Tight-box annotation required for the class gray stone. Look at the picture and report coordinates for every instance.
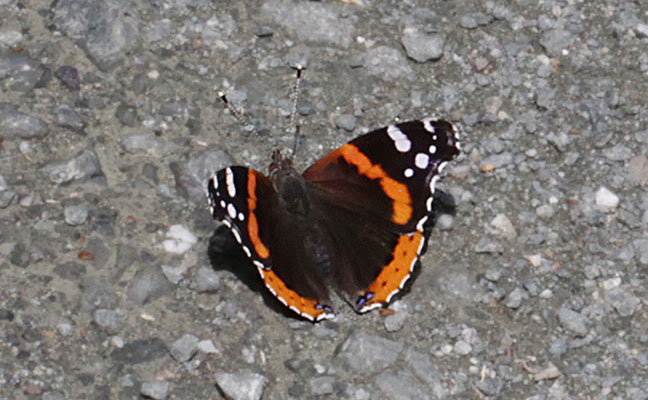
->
[334,114,356,132]
[140,381,169,400]
[127,266,175,306]
[54,65,80,91]
[195,266,221,293]
[605,144,633,161]
[475,378,503,397]
[64,203,89,226]
[364,46,414,81]
[505,287,526,309]
[383,309,407,332]
[483,95,503,115]
[115,103,138,126]
[627,156,648,186]
[161,265,184,285]
[80,276,119,311]
[336,330,403,375]
[375,369,427,400]
[56,104,84,130]
[111,338,167,365]
[480,153,513,170]
[540,29,575,56]
[94,309,124,334]
[558,307,588,337]
[635,238,648,264]
[605,288,639,317]
[459,16,478,29]
[489,214,517,239]
[53,0,140,71]
[401,31,444,62]
[214,371,267,400]
[309,376,335,396]
[261,0,353,46]
[42,149,102,184]
[0,110,47,139]
[170,334,199,362]
[475,237,504,254]
[403,348,446,397]
[53,261,86,280]
[0,52,45,91]
[120,133,175,156]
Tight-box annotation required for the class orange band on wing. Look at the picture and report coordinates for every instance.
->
[338,144,412,225]
[364,231,423,307]
[262,269,333,321]
[247,172,270,259]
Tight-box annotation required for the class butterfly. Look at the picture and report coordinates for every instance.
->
[207,118,460,321]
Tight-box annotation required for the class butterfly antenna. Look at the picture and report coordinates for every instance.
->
[217,90,258,134]
[289,64,303,157]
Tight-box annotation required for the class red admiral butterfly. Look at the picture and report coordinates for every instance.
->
[207,118,460,321]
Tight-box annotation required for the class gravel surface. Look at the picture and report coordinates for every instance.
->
[1,0,647,399]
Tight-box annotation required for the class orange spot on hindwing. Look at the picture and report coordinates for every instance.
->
[359,231,424,312]
[261,268,334,321]
[246,172,270,259]
[339,144,412,225]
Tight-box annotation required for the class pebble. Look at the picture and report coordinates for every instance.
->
[55,104,85,130]
[336,330,403,375]
[435,213,454,230]
[214,371,267,400]
[403,348,446,397]
[127,266,175,305]
[197,340,218,354]
[309,376,335,396]
[401,31,444,62]
[169,334,199,362]
[595,186,619,213]
[557,307,588,337]
[453,340,472,355]
[0,110,47,139]
[64,203,89,226]
[505,287,526,309]
[111,338,168,365]
[94,309,124,334]
[194,266,221,293]
[42,149,102,185]
[605,288,639,317]
[140,381,169,400]
[489,214,517,239]
[162,224,197,254]
[627,155,648,186]
[334,114,356,131]
[54,65,81,91]
[375,369,427,400]
[364,46,414,81]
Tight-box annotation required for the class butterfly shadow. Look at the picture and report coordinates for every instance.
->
[206,225,305,321]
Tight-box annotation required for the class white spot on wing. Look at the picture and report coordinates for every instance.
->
[225,167,236,197]
[222,219,232,228]
[227,203,237,219]
[429,145,437,154]
[387,125,411,153]
[416,216,428,232]
[429,175,440,193]
[404,168,414,178]
[238,212,245,221]
[242,246,251,257]
[423,119,436,133]
[211,174,218,189]
[220,200,226,209]
[230,227,242,243]
[426,197,433,212]
[415,153,430,169]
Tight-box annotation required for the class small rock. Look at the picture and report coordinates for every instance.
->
[336,330,403,375]
[140,381,169,400]
[309,376,335,396]
[532,362,562,381]
[475,378,503,397]
[627,155,648,186]
[453,340,472,355]
[334,114,356,132]
[197,340,218,354]
[214,371,267,400]
[605,288,639,317]
[161,264,184,285]
[375,369,428,400]
[127,266,175,305]
[170,334,199,362]
[64,203,89,226]
[110,338,168,365]
[490,214,517,239]
[595,186,619,213]
[56,104,84,130]
[81,276,119,311]
[401,31,444,63]
[505,287,526,309]
[94,309,124,334]
[195,266,221,293]
[0,110,47,139]
[635,23,648,38]
[558,307,587,337]
[115,103,138,126]
[162,224,197,254]
[364,46,414,81]
[475,237,504,254]
[55,65,81,91]
[254,25,273,37]
[42,149,102,185]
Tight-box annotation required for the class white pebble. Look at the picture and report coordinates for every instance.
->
[595,186,619,213]
[163,224,197,254]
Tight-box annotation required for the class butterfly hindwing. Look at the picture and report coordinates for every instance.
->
[208,167,335,321]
